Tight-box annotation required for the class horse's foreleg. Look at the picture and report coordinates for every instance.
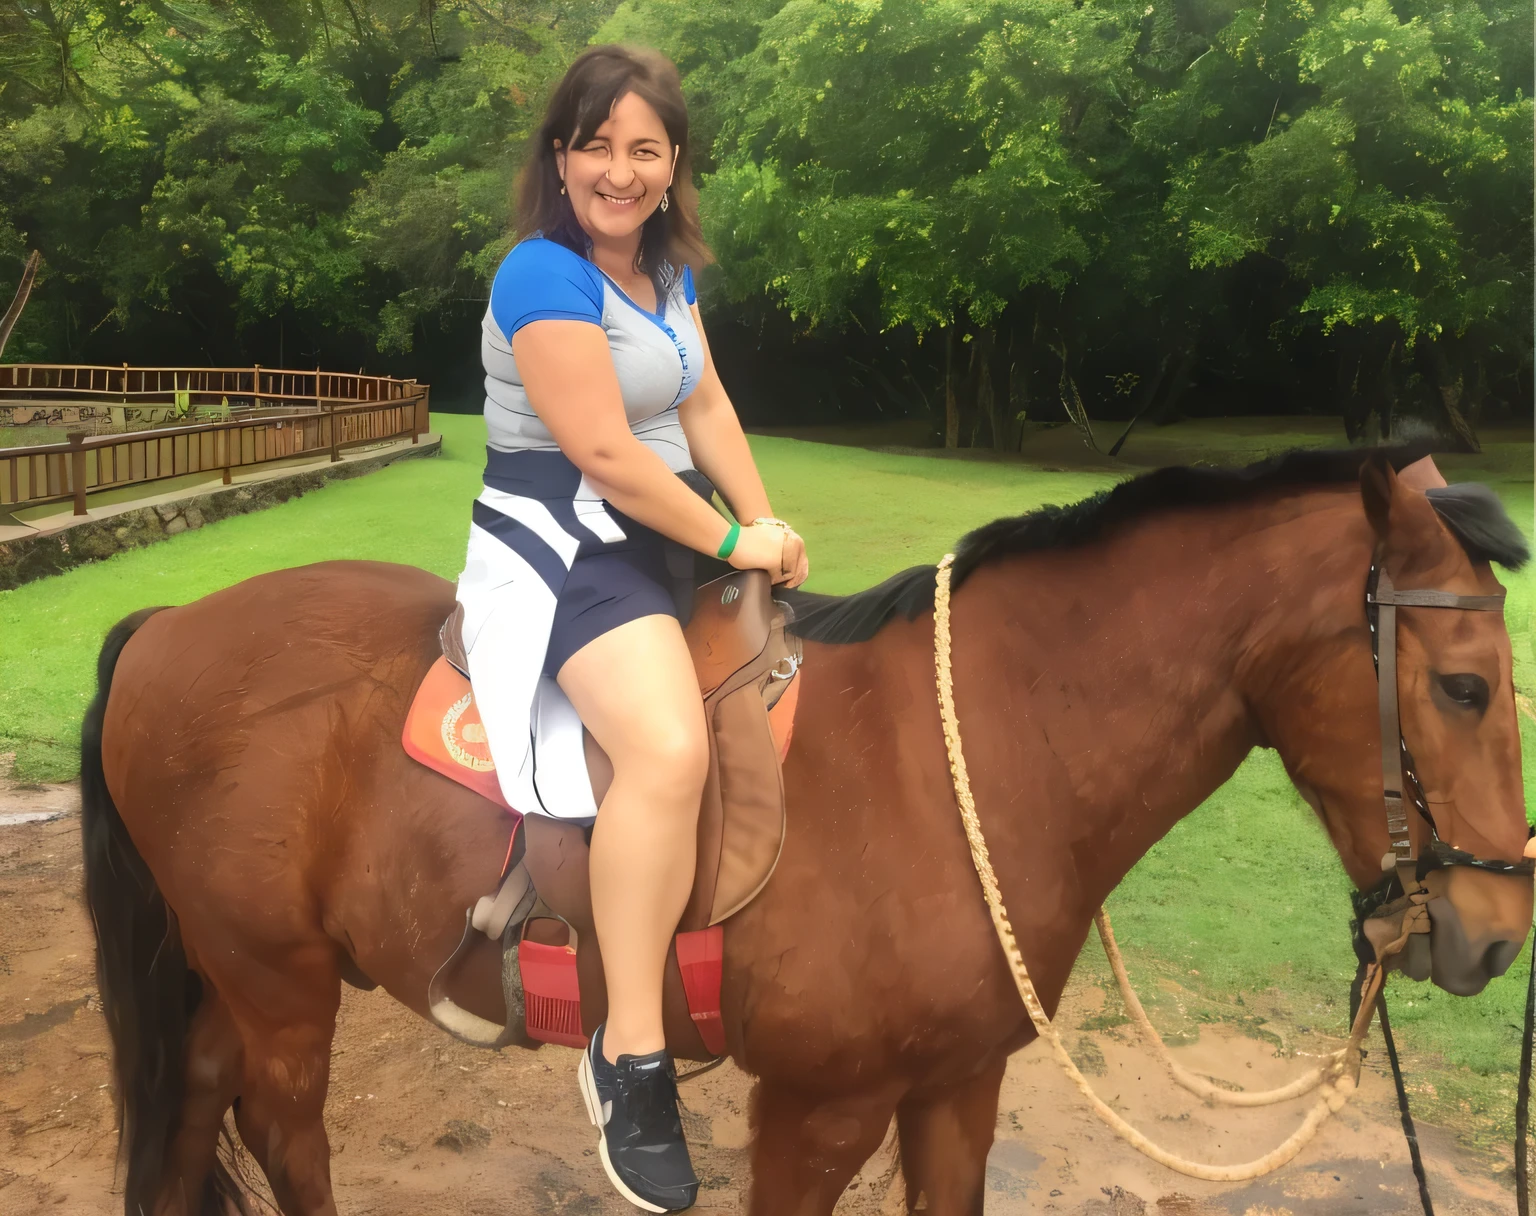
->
[747,1080,902,1216]
[153,981,244,1215]
[226,962,341,1216]
[893,1054,1008,1216]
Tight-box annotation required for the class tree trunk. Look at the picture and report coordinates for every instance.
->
[1338,339,1368,443]
[944,325,960,449]
[0,250,42,359]
[1107,353,1174,457]
[1158,347,1196,423]
[1050,337,1099,453]
[988,311,1023,453]
[1464,359,1489,427]
[1375,341,1399,442]
[971,327,997,450]
[1008,329,1032,453]
[1418,340,1481,453]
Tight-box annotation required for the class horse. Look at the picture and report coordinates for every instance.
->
[80,449,1532,1216]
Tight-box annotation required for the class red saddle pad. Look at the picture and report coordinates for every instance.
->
[401,657,512,810]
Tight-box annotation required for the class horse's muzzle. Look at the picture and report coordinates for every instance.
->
[1421,896,1527,996]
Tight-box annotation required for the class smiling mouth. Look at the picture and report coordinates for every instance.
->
[596,191,641,206]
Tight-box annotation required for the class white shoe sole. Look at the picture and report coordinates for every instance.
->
[578,1048,670,1214]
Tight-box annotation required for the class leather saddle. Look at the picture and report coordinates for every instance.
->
[403,569,802,1058]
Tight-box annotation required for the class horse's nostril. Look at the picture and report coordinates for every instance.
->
[1484,939,1521,979]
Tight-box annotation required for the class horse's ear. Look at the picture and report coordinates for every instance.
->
[1360,452,1397,542]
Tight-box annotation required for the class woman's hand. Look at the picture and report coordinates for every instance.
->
[728,523,810,589]
[778,530,809,588]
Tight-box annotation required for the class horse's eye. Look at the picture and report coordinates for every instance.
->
[1436,672,1490,713]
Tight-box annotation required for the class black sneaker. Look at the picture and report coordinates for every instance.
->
[577,1024,699,1212]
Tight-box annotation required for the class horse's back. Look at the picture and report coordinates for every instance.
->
[110,560,450,717]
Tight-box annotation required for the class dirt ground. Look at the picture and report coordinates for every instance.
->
[0,781,1521,1215]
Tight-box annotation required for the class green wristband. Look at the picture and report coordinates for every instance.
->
[716,522,741,560]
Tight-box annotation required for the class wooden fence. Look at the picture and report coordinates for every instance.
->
[1,366,430,517]
[0,363,424,411]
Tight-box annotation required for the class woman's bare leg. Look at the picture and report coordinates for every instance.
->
[558,612,708,1061]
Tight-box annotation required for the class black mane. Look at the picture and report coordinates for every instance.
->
[784,445,1528,645]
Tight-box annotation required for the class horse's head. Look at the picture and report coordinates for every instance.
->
[1278,454,1531,997]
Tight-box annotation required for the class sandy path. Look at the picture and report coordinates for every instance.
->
[0,781,1518,1215]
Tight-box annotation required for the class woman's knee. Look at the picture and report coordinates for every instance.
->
[615,713,709,803]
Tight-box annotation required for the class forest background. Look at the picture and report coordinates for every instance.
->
[1,0,1531,449]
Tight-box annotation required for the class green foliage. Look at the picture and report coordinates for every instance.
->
[586,0,1528,447]
[0,0,1529,443]
[641,0,1103,333]
[0,0,614,360]
[1161,0,1532,355]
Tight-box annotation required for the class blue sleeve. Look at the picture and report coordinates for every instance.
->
[682,264,696,306]
[489,239,604,342]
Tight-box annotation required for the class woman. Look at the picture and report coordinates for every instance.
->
[454,45,808,1213]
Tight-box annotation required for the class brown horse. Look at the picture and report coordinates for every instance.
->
[81,450,1532,1216]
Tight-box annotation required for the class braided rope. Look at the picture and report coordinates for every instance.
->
[932,554,1379,1181]
[1095,908,1342,1106]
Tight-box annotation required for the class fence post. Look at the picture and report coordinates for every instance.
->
[253,364,262,409]
[68,431,88,516]
[328,403,340,463]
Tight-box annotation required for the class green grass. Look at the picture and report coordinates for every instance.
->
[1,411,1533,1157]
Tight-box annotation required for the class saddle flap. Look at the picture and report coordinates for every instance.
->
[687,570,775,698]
[705,684,787,925]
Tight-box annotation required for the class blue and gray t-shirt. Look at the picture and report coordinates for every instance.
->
[481,236,704,473]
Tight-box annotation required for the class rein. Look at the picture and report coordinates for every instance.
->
[932,549,1532,1188]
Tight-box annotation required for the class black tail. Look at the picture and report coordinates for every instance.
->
[81,608,246,1216]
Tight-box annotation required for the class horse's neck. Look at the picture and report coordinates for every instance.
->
[948,488,1371,920]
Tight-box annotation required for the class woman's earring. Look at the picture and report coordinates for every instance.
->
[659,189,670,213]
[559,181,566,196]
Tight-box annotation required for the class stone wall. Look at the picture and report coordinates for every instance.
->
[0,436,439,591]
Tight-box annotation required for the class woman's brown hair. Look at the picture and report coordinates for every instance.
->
[513,45,713,292]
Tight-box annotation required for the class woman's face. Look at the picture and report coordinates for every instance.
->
[555,91,678,248]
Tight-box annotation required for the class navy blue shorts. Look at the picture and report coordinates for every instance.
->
[543,532,694,679]
[539,470,723,680]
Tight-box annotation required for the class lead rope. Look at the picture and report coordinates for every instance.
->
[933,554,1382,1181]
[1095,907,1353,1105]
[1518,925,1536,1214]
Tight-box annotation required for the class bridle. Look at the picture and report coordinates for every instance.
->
[1357,552,1536,1214]
[1365,552,1535,893]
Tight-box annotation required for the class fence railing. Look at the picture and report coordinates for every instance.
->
[2,380,430,518]
[0,362,425,411]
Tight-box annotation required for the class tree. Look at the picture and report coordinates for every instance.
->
[644,0,1110,447]
[1159,0,1533,444]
